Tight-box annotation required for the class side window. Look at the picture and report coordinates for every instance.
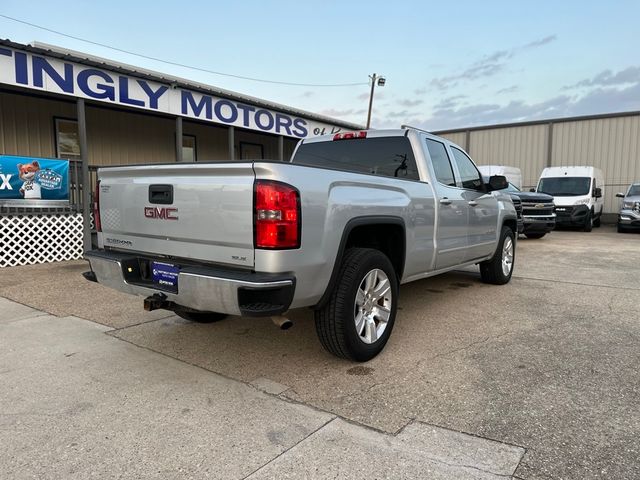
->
[182,135,197,162]
[450,147,483,190]
[55,118,81,160]
[425,138,456,187]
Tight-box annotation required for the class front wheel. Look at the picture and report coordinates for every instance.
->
[480,226,515,285]
[593,214,601,228]
[314,248,398,362]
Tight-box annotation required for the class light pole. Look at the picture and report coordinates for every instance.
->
[366,73,386,129]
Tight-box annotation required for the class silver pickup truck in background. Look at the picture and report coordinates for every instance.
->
[84,128,517,361]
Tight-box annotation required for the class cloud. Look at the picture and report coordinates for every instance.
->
[522,35,557,48]
[564,66,640,89]
[386,110,413,118]
[429,35,557,91]
[320,108,367,117]
[414,87,427,95]
[356,92,385,101]
[398,81,640,131]
[397,98,424,107]
[496,85,518,94]
[300,91,314,98]
[434,95,467,109]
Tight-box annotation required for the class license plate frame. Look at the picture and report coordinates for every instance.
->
[151,261,179,292]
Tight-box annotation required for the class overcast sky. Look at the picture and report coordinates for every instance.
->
[1,0,639,130]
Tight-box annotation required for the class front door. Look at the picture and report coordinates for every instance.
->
[424,138,470,269]
[449,146,499,262]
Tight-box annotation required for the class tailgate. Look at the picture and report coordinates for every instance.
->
[98,163,255,268]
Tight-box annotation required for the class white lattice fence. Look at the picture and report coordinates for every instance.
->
[0,213,84,267]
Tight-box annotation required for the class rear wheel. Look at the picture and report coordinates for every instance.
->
[314,248,398,362]
[524,232,546,239]
[480,226,515,285]
[174,310,228,323]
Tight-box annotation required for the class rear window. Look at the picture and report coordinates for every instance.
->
[292,137,420,181]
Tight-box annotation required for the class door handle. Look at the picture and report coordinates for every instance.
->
[439,198,452,205]
[468,201,478,207]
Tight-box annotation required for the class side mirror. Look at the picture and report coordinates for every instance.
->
[616,192,625,198]
[594,187,602,198]
[487,175,508,191]
[529,188,535,192]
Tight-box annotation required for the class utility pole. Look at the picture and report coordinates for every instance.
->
[366,73,386,129]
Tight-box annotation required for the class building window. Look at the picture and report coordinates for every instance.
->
[182,135,196,162]
[239,142,264,160]
[55,118,81,160]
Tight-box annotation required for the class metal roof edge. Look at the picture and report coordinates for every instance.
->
[0,38,364,130]
[433,109,640,135]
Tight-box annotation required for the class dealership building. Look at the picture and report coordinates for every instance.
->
[435,111,640,220]
[0,39,360,267]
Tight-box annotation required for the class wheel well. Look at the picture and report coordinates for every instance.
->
[345,223,405,279]
[504,218,518,235]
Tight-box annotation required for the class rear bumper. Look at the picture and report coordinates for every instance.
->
[84,250,295,316]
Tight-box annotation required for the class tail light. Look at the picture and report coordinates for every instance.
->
[254,180,300,249]
[93,179,102,232]
[333,131,367,141]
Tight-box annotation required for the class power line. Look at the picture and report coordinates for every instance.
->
[0,13,368,87]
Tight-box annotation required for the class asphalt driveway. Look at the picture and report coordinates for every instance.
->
[2,225,638,479]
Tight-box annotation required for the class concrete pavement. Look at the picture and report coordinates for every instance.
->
[0,298,525,479]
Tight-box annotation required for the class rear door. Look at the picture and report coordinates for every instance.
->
[424,138,469,269]
[448,146,499,262]
[98,163,256,268]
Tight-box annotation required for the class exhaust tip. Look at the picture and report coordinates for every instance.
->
[271,315,293,330]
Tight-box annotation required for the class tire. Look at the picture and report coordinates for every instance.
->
[524,232,546,239]
[583,210,593,232]
[174,310,228,323]
[480,226,515,285]
[617,223,626,233]
[314,248,398,362]
[594,215,601,228]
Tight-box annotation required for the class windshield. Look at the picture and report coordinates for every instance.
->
[538,177,591,196]
[628,185,640,196]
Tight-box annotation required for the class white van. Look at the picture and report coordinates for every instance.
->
[478,165,522,190]
[535,166,604,231]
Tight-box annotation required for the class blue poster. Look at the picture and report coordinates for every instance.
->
[0,156,69,202]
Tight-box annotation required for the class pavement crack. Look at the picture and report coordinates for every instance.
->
[105,314,175,333]
[241,417,337,479]
[512,275,640,291]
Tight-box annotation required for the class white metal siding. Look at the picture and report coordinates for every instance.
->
[437,113,640,214]
[438,131,466,148]
[469,125,548,189]
[552,116,640,213]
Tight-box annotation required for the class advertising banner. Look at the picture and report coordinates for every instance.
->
[0,155,69,204]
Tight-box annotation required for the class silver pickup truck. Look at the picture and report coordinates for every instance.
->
[84,127,517,361]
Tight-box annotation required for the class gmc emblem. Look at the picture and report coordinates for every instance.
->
[144,206,178,220]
